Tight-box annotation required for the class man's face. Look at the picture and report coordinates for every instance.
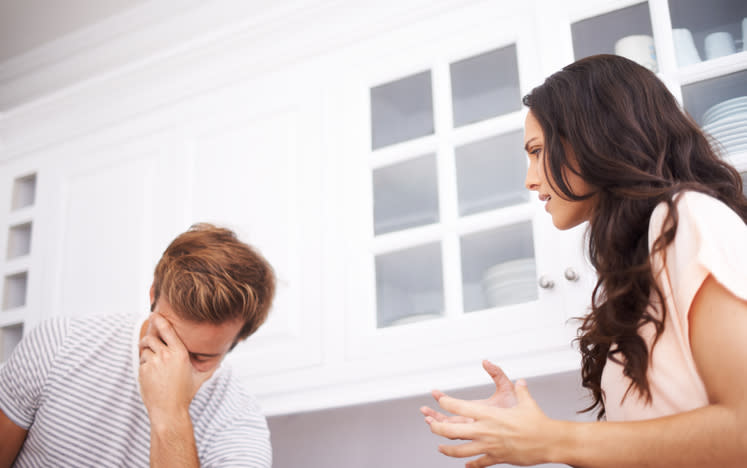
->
[148,297,243,373]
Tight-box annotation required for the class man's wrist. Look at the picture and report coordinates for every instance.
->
[149,407,192,434]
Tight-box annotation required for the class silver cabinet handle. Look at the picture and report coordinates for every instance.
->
[564,268,580,282]
[538,275,555,289]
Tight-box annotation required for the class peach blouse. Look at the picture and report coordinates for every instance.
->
[601,191,747,421]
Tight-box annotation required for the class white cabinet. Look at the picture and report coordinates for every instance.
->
[331,2,589,399]
[1,0,745,414]
[0,58,329,382]
[0,159,40,362]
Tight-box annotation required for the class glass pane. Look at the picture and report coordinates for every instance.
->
[1,324,23,362]
[455,131,528,216]
[450,45,521,126]
[572,3,657,72]
[7,222,32,259]
[370,71,434,149]
[11,174,36,210]
[3,272,28,310]
[373,154,440,235]
[669,0,746,67]
[460,222,537,312]
[375,242,444,327]
[682,70,747,157]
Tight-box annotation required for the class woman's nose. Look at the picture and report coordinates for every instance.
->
[525,161,539,191]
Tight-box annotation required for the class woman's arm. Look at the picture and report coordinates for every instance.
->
[427,275,747,467]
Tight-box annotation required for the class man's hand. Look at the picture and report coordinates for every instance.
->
[420,360,518,424]
[138,314,214,423]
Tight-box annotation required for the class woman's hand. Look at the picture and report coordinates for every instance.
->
[425,379,559,467]
[420,360,518,424]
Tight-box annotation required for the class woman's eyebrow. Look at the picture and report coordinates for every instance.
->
[524,137,538,152]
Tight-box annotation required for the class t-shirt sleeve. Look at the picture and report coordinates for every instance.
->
[649,192,747,331]
[0,317,70,428]
[201,400,272,468]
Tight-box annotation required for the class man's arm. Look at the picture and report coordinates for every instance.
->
[0,409,27,467]
[138,314,214,468]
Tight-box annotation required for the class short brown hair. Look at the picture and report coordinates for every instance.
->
[152,223,275,342]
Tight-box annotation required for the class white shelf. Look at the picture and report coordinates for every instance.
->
[7,206,34,225]
[0,308,25,328]
[676,50,747,85]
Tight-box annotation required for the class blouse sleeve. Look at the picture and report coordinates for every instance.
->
[649,191,747,330]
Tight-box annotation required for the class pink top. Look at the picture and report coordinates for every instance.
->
[601,191,747,421]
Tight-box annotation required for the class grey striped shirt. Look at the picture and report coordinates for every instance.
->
[0,315,272,467]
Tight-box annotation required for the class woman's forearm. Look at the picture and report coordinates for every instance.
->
[552,404,745,468]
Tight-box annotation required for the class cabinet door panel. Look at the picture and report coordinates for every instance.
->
[190,109,323,376]
[57,155,155,318]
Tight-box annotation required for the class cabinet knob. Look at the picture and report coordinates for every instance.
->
[538,275,555,289]
[564,268,580,282]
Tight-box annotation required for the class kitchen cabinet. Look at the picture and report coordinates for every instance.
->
[1,0,745,414]
[0,159,40,362]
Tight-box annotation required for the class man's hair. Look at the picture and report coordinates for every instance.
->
[152,223,276,342]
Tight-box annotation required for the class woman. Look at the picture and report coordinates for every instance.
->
[421,54,747,467]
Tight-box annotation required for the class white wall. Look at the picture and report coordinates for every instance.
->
[268,370,596,468]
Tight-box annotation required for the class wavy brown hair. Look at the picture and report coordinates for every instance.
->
[523,54,747,419]
[152,223,276,344]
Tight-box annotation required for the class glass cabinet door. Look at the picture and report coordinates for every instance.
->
[669,0,747,68]
[373,153,439,235]
[370,71,434,149]
[367,42,535,329]
[681,70,747,158]
[460,222,536,313]
[571,2,657,72]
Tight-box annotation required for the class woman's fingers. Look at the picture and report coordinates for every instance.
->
[466,454,501,468]
[427,417,483,441]
[437,395,488,421]
[420,406,474,423]
[437,441,485,458]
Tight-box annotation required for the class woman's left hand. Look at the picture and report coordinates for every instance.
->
[425,380,558,467]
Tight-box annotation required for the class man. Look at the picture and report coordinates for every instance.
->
[0,223,275,467]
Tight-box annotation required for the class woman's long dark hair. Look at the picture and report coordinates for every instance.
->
[523,54,747,419]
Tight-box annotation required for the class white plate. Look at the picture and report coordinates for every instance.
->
[705,109,747,126]
[703,96,747,118]
[704,105,747,125]
[724,142,747,153]
[703,96,747,123]
[482,258,535,283]
[484,283,537,307]
[710,133,747,145]
[711,128,747,140]
[389,312,441,326]
[703,119,747,135]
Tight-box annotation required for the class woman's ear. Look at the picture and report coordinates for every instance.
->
[149,284,155,311]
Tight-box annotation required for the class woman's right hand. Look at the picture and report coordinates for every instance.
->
[419,360,518,424]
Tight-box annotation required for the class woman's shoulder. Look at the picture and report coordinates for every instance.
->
[649,191,743,236]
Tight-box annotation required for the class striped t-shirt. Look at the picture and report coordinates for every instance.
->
[0,315,272,467]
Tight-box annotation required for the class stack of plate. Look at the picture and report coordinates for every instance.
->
[702,96,747,156]
[481,258,537,308]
